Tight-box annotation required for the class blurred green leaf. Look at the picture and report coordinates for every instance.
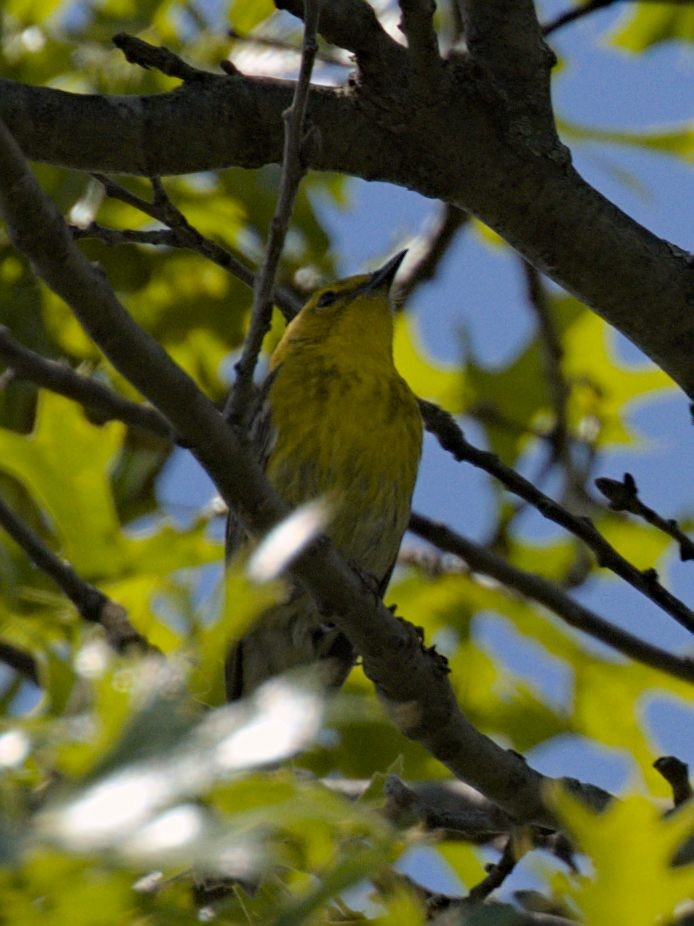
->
[559,118,694,163]
[552,792,694,926]
[610,4,694,51]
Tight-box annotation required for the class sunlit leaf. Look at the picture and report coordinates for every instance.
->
[551,792,694,926]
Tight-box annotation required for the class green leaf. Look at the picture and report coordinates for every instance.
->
[0,392,126,577]
[394,313,464,411]
[552,792,694,926]
[610,5,694,52]
[559,118,694,163]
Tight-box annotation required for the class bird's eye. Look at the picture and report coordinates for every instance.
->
[316,290,337,308]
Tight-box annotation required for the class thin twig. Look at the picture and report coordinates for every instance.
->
[420,401,694,636]
[542,0,620,37]
[0,326,174,439]
[90,175,300,318]
[522,261,571,466]
[112,32,223,81]
[467,836,518,902]
[0,496,155,654]
[225,0,321,429]
[596,473,694,563]
[395,203,469,303]
[653,755,692,809]
[409,512,694,683]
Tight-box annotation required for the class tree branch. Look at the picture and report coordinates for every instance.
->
[397,0,443,96]
[0,115,612,828]
[521,261,571,466]
[542,0,619,37]
[596,473,694,563]
[0,640,39,685]
[420,401,694,636]
[225,0,320,428]
[384,773,514,839]
[1,68,691,395]
[91,173,300,319]
[112,32,225,81]
[0,495,153,654]
[395,203,469,303]
[467,836,518,902]
[0,326,174,439]
[653,755,692,809]
[275,0,406,84]
[409,512,694,683]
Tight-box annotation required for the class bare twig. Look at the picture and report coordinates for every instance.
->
[225,0,321,429]
[467,836,518,902]
[112,32,222,81]
[90,175,300,318]
[420,400,694,635]
[395,203,469,303]
[0,640,39,685]
[0,326,174,439]
[522,261,571,466]
[596,473,694,563]
[542,0,620,37]
[654,756,692,808]
[409,512,694,683]
[0,495,154,654]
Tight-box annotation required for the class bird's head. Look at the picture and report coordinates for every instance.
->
[272,251,406,367]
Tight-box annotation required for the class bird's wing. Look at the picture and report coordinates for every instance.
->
[225,368,280,560]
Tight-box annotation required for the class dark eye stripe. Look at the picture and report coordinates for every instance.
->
[316,290,337,308]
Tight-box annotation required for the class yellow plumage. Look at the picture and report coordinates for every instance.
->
[226,252,423,698]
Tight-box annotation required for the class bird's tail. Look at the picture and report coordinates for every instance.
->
[225,593,355,700]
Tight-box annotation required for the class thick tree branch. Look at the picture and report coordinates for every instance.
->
[409,512,694,683]
[397,0,443,96]
[1,71,690,395]
[275,0,406,84]
[420,401,694,636]
[0,116,612,828]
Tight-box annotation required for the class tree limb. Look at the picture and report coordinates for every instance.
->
[1,68,690,395]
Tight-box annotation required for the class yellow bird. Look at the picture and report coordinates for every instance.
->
[226,252,423,699]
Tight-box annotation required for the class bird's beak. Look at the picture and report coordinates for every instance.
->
[363,250,407,294]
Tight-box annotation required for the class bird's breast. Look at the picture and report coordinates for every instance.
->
[265,361,422,580]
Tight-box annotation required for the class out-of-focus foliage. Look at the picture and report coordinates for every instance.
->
[1,1,693,923]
